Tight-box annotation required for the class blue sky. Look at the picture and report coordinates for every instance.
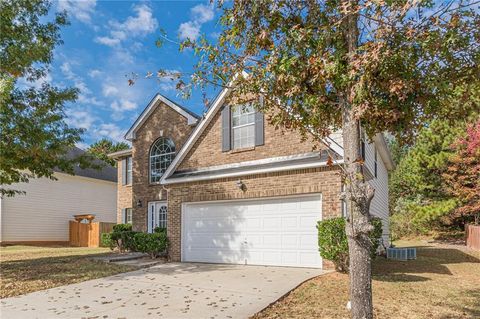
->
[40,1,222,148]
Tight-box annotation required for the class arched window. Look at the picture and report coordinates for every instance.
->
[149,137,175,183]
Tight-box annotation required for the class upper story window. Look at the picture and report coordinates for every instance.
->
[231,104,256,149]
[150,137,175,183]
[126,156,132,184]
[122,156,132,186]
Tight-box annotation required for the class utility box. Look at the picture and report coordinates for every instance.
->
[387,247,417,260]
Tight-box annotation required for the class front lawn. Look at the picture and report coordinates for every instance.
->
[252,240,480,319]
[0,245,135,298]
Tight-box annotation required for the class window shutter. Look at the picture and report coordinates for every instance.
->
[254,111,264,146]
[221,105,231,152]
[121,208,126,224]
[121,158,127,185]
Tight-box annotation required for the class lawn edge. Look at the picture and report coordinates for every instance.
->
[250,269,335,318]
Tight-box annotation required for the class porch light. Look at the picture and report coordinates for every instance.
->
[136,199,142,207]
[236,180,246,191]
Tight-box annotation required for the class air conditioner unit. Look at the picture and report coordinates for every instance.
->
[386,247,417,260]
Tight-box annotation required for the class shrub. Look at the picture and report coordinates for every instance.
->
[153,227,166,234]
[133,232,168,259]
[317,217,383,273]
[110,223,137,252]
[100,232,114,249]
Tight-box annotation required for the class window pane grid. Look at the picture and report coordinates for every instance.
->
[126,208,133,224]
[231,104,255,149]
[149,138,175,183]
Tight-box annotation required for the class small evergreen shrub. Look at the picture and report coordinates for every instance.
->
[153,227,166,234]
[110,223,137,252]
[133,232,168,259]
[317,217,383,273]
[100,232,114,249]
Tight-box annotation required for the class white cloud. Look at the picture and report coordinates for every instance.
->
[94,36,121,47]
[95,4,158,47]
[57,0,96,24]
[110,99,138,112]
[102,84,119,97]
[118,4,158,35]
[65,109,96,130]
[61,62,103,106]
[157,69,181,92]
[17,72,52,89]
[178,4,214,40]
[88,69,102,78]
[191,4,215,24]
[178,22,201,41]
[94,123,125,142]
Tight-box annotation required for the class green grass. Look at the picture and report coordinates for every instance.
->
[252,240,480,319]
[0,245,135,298]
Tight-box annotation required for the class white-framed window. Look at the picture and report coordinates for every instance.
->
[149,138,175,183]
[148,202,167,233]
[126,156,132,185]
[124,208,133,224]
[231,104,256,149]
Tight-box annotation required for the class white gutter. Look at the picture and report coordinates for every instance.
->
[163,158,344,185]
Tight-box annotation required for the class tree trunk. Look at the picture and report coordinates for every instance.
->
[342,110,374,319]
[342,1,375,318]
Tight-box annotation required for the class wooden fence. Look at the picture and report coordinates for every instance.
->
[466,224,480,251]
[69,221,116,248]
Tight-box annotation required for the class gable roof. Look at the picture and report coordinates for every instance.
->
[54,147,117,183]
[125,93,200,141]
[160,84,345,184]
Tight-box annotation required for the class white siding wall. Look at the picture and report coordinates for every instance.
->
[365,140,390,246]
[0,173,117,242]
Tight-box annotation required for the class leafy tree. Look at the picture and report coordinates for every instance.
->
[443,119,480,225]
[87,138,130,167]
[0,0,86,196]
[149,1,479,317]
[390,120,463,204]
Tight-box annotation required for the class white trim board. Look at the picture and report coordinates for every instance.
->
[125,94,199,141]
[164,158,343,184]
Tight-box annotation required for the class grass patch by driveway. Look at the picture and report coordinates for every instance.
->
[0,245,135,298]
[252,240,480,319]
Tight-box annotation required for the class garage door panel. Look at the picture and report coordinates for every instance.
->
[183,195,322,268]
[262,216,281,229]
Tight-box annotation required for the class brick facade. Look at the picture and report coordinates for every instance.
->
[166,166,342,268]
[116,158,133,223]
[179,108,326,171]
[131,101,195,232]
[115,98,343,269]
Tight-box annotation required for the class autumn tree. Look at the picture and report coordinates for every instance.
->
[443,119,480,225]
[0,0,87,196]
[87,138,130,167]
[149,1,479,318]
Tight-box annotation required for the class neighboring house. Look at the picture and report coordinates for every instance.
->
[109,91,394,269]
[0,148,117,245]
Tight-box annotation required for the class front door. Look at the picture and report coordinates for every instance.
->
[147,201,167,233]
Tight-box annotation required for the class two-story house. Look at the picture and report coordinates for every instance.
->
[109,89,394,269]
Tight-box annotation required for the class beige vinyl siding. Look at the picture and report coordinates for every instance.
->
[0,172,116,242]
[365,140,390,246]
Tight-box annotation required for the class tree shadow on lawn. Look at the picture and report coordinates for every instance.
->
[438,288,480,319]
[372,246,480,283]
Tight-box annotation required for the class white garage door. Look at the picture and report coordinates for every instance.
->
[182,194,322,268]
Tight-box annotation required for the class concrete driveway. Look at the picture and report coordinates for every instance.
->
[1,262,325,319]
